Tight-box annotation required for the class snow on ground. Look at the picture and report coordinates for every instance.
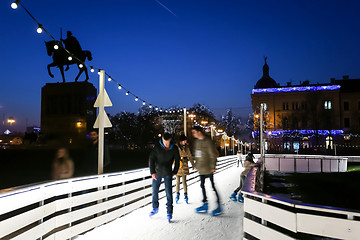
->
[77,165,244,240]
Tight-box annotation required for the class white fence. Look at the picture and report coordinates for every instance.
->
[242,154,360,240]
[264,154,348,173]
[0,155,237,240]
[242,191,360,240]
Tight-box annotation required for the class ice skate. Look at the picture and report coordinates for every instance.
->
[167,213,172,222]
[175,192,180,204]
[211,205,223,216]
[184,193,188,204]
[149,208,159,217]
[230,192,237,202]
[238,194,244,203]
[195,202,208,213]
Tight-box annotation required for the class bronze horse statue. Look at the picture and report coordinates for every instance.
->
[45,40,92,83]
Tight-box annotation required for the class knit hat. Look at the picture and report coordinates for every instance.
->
[179,134,187,141]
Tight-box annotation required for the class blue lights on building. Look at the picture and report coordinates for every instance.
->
[252,129,344,138]
[252,85,341,94]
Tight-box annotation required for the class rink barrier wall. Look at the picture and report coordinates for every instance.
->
[0,155,238,240]
[242,155,360,240]
[263,154,348,173]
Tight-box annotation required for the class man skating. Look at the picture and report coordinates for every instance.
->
[191,126,223,216]
[149,133,180,222]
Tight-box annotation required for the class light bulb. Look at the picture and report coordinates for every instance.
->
[11,1,18,9]
[79,64,83,68]
[68,56,72,61]
[142,101,146,105]
[149,104,152,108]
[135,97,138,101]
[54,45,59,50]
[37,26,43,34]
[126,91,129,95]
[118,85,122,90]
[108,77,111,81]
[90,67,94,72]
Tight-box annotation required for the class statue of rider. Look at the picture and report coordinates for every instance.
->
[61,31,83,68]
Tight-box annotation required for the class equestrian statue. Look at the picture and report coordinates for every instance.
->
[45,31,92,83]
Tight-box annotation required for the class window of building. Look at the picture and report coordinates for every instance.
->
[283,102,289,110]
[344,118,350,128]
[292,102,298,110]
[344,101,349,111]
[284,142,290,150]
[325,136,333,149]
[282,117,289,129]
[301,102,307,110]
[324,100,332,110]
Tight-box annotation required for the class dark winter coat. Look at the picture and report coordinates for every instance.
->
[149,140,180,176]
[192,136,217,175]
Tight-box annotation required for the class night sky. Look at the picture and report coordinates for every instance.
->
[1,0,360,132]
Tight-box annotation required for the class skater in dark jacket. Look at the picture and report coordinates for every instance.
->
[230,151,259,202]
[149,133,180,222]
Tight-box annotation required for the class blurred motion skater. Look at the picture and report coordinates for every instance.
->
[52,148,74,180]
[191,126,223,216]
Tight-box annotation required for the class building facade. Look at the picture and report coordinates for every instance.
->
[251,59,360,153]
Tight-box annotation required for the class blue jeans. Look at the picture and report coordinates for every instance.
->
[152,175,173,214]
[200,174,220,204]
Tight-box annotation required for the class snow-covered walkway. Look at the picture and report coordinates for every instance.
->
[77,165,244,240]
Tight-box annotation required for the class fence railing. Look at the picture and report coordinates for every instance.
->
[264,154,348,173]
[242,155,360,240]
[0,155,237,240]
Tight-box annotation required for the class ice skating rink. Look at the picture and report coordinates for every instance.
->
[77,165,244,240]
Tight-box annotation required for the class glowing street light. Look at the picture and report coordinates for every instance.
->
[7,118,15,125]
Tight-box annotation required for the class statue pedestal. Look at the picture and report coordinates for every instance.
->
[41,82,97,146]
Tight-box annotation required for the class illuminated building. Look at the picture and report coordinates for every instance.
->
[251,59,360,152]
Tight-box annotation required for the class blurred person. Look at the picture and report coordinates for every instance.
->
[175,134,195,204]
[52,148,74,180]
[149,132,180,222]
[85,130,111,175]
[192,126,223,216]
[230,151,259,202]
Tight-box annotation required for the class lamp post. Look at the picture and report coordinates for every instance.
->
[183,108,187,136]
[222,133,227,156]
[260,103,265,172]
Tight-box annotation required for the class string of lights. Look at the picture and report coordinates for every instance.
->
[10,1,246,144]
[10,0,186,113]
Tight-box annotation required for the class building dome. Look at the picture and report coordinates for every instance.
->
[254,57,278,89]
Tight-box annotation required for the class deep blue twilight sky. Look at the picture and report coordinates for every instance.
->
[1,0,360,132]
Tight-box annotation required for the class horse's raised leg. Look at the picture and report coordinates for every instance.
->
[59,65,66,83]
[47,63,55,78]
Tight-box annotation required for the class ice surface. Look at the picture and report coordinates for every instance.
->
[77,165,244,240]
